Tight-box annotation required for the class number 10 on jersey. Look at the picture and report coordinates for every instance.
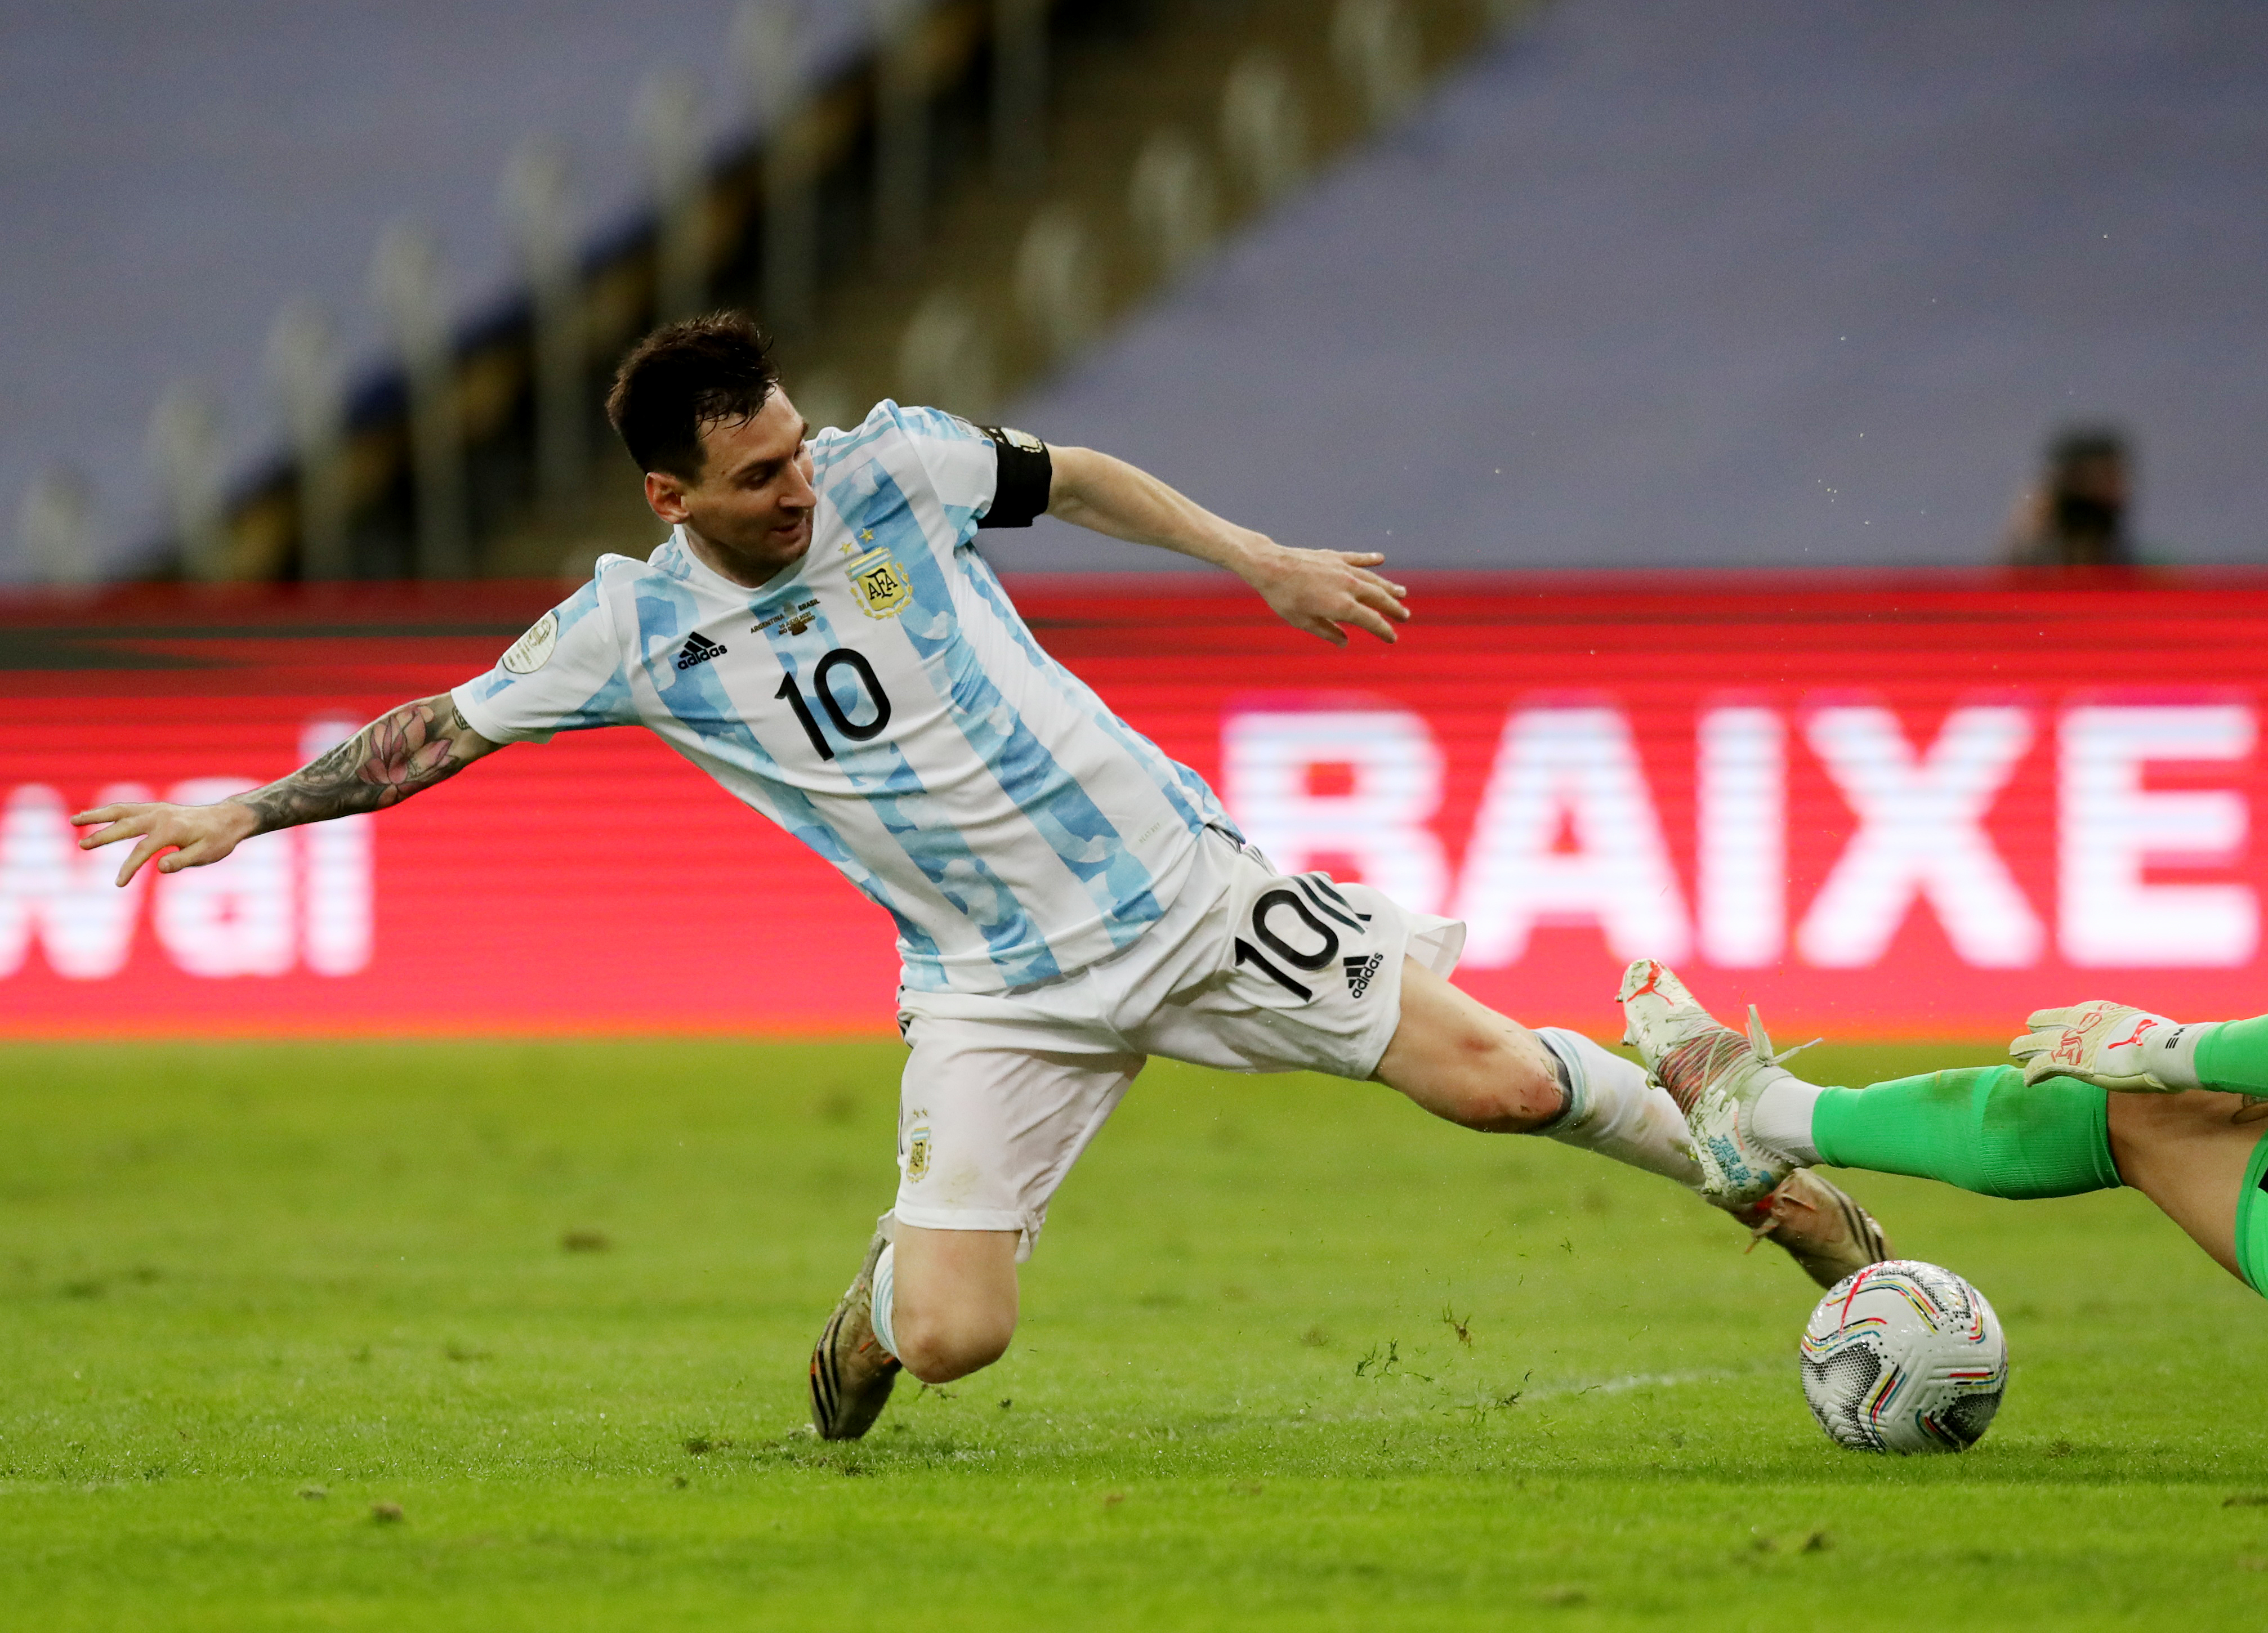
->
[776,648,894,760]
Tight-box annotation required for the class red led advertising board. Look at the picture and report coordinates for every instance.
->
[3,573,2265,1040]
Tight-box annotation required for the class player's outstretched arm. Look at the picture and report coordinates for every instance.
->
[1043,444,1410,647]
[72,692,501,887]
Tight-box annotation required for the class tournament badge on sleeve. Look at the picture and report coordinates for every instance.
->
[845,545,912,619]
[499,610,558,674]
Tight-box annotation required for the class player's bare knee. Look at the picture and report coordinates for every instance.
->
[892,1305,1015,1384]
[1443,1028,1561,1134]
[1502,1048,1569,1131]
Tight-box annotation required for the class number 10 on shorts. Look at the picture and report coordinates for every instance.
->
[1233,876,1370,1001]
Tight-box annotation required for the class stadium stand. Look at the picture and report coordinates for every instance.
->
[8,0,2261,583]
[0,1,1525,585]
[988,0,2268,571]
[1,1,874,585]
[5,0,1508,585]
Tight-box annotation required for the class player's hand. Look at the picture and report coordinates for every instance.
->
[71,800,260,888]
[1244,544,1410,647]
[2008,1000,2185,1093]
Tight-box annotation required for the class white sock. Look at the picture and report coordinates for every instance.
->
[1749,1076,1825,1165]
[868,1243,899,1358]
[1536,1027,1704,1191]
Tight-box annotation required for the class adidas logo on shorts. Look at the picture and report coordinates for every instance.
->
[675,632,728,670]
[1342,952,1385,1000]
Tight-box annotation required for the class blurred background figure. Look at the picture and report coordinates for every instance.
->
[2001,426,2137,568]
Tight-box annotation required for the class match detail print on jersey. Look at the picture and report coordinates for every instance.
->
[449,400,1230,995]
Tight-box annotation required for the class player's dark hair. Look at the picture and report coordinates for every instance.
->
[606,312,780,480]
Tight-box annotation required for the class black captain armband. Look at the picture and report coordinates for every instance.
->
[976,426,1052,529]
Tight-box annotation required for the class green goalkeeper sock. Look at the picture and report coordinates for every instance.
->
[2198,1018,2268,1097]
[1811,1066,2120,1200]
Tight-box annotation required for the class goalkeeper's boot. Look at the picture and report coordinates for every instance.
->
[2008,1000,2200,1093]
[1727,1170,1892,1290]
[1617,959,1812,1207]
[809,1223,901,1441]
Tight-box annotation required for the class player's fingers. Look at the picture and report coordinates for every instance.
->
[2019,1055,2058,1086]
[72,803,136,827]
[1342,560,1403,586]
[75,808,154,847]
[1301,615,1349,647]
[82,821,155,852]
[160,833,223,872]
[1352,580,1413,621]
[1340,601,1399,644]
[154,826,226,874]
[1343,564,1410,600]
[2024,1006,2076,1030]
[2008,1031,2047,1059]
[1331,551,1387,566]
[115,834,172,888]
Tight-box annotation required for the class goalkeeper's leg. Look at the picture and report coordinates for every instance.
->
[1721,1009,2268,1290]
[2101,1093,2263,1285]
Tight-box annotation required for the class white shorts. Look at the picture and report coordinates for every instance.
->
[891,827,1465,1258]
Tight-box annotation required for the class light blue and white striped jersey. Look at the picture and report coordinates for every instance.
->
[452,401,1230,994]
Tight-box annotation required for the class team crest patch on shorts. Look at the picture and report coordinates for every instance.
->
[905,1122,932,1182]
[1342,952,1385,1000]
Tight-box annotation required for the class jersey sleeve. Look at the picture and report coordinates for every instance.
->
[886,404,1007,558]
[894,404,995,508]
[816,402,1045,571]
[451,575,636,745]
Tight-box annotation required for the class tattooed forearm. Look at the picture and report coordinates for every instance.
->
[228,694,495,834]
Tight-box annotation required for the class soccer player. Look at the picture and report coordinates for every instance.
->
[74,314,1889,1442]
[1619,961,2268,1296]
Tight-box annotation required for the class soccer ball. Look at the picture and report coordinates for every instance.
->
[1799,1259,2007,1455]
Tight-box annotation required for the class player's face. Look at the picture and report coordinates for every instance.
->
[646,390,818,583]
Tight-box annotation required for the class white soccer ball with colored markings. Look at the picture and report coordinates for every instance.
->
[1800,1259,2007,1455]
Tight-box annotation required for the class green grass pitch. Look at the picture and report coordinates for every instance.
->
[5,1037,2267,1630]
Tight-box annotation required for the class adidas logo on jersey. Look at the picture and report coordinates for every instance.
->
[674,633,728,671]
[1343,952,1385,1000]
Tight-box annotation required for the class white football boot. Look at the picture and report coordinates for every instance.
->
[2008,1000,2203,1093]
[1617,959,1814,1207]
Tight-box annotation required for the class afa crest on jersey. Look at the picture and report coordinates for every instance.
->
[846,548,912,619]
